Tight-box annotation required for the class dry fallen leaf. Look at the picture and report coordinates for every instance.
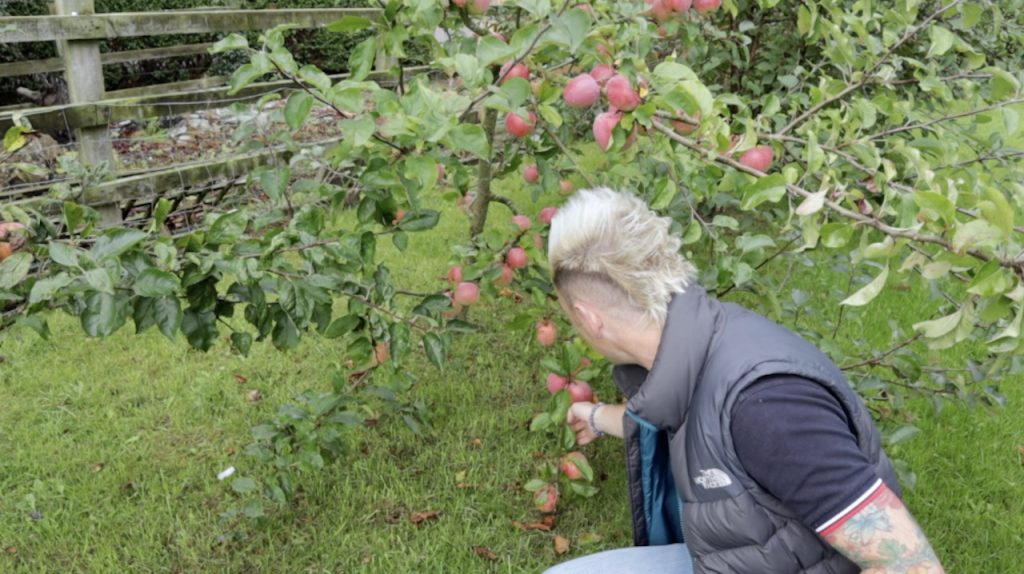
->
[472,546,498,561]
[471,437,482,447]
[246,390,263,402]
[554,535,570,555]
[1017,444,1024,464]
[5,546,16,555]
[511,519,553,532]
[91,463,104,472]
[384,509,402,524]
[233,374,248,384]
[409,510,441,525]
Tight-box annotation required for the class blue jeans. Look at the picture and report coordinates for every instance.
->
[543,543,693,574]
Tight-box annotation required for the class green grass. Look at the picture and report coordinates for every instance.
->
[1,184,1022,572]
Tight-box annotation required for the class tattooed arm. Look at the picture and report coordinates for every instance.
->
[820,482,945,573]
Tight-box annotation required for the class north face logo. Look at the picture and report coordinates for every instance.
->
[695,468,733,489]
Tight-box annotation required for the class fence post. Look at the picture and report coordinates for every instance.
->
[54,0,120,224]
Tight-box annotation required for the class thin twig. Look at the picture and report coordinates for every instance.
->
[840,334,923,370]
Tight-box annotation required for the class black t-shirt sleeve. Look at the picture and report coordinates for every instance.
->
[729,375,881,532]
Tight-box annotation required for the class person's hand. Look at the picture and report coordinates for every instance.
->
[567,401,601,446]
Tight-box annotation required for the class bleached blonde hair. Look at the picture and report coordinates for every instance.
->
[548,187,697,326]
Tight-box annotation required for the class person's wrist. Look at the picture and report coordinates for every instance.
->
[589,402,606,437]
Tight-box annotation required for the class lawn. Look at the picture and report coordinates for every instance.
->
[1,182,1022,573]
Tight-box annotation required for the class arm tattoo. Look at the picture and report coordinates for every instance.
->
[823,484,944,573]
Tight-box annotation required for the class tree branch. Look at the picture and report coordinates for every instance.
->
[840,334,923,370]
[490,194,521,214]
[776,0,966,136]
[542,124,597,189]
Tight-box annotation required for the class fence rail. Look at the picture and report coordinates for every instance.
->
[1,2,391,225]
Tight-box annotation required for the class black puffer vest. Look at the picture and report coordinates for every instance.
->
[614,285,901,573]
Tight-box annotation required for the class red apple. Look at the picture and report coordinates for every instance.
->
[563,73,600,108]
[534,483,559,513]
[606,74,641,111]
[447,265,463,284]
[512,215,532,231]
[567,381,593,403]
[505,111,537,139]
[538,207,558,225]
[560,452,589,480]
[507,247,528,269]
[495,264,514,286]
[671,111,700,135]
[645,0,672,22]
[739,146,774,172]
[665,0,691,11]
[453,282,480,305]
[693,0,720,13]
[536,320,558,347]
[574,3,593,14]
[547,373,568,394]
[523,163,540,184]
[500,61,529,83]
[579,356,592,368]
[468,0,490,14]
[533,233,544,250]
[559,180,574,195]
[590,64,615,86]
[593,110,622,151]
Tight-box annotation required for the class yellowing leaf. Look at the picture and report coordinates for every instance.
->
[841,266,889,307]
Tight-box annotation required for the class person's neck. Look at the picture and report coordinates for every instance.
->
[613,318,663,370]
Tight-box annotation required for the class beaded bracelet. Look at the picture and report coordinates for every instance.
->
[589,402,606,438]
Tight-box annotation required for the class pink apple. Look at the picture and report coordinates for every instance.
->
[559,180,574,195]
[547,373,568,394]
[505,111,537,138]
[533,233,544,250]
[523,163,540,183]
[534,483,559,513]
[468,0,490,14]
[563,74,600,108]
[538,207,558,225]
[568,381,593,403]
[645,0,672,22]
[500,61,529,83]
[590,64,615,86]
[495,264,514,286]
[560,452,589,480]
[693,0,720,13]
[605,74,641,111]
[507,247,528,269]
[512,215,532,231]
[536,320,558,347]
[447,265,463,284]
[453,282,480,305]
[593,110,622,151]
[739,146,774,172]
[665,0,691,11]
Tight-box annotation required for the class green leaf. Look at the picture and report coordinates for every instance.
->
[523,478,547,492]
[81,291,128,338]
[134,268,181,297]
[885,424,920,446]
[840,265,888,307]
[181,309,217,351]
[340,114,376,148]
[228,63,264,95]
[398,210,440,232]
[84,268,114,294]
[29,272,73,304]
[913,191,956,225]
[207,211,247,246]
[18,315,50,340]
[210,33,249,53]
[446,124,490,159]
[154,296,181,341]
[145,198,170,230]
[740,174,787,210]
[326,15,375,33]
[91,229,147,262]
[952,219,1003,252]
[987,67,1020,100]
[325,314,361,339]
[927,25,955,57]
[913,308,963,338]
[423,332,446,368]
[0,252,32,289]
[298,65,332,93]
[348,37,377,82]
[476,36,514,67]
[231,477,258,494]
[530,412,552,431]
[820,223,855,249]
[284,91,314,130]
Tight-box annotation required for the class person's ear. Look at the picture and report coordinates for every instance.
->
[573,300,605,339]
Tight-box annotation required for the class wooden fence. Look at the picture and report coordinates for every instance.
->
[0,1,395,225]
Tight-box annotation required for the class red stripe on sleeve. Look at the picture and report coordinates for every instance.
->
[818,482,890,538]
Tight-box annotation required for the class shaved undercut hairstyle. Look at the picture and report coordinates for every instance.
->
[548,188,697,326]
